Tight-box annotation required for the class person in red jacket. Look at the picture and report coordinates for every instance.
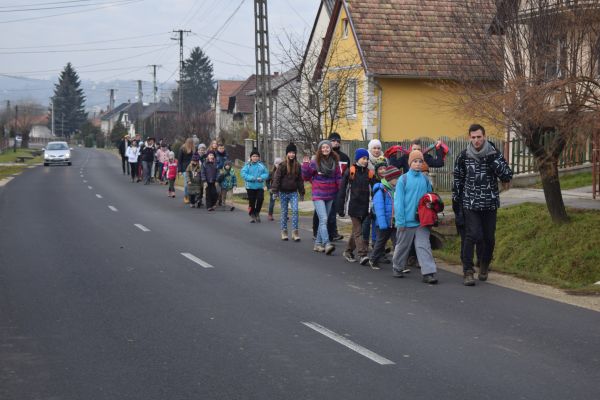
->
[162,152,178,198]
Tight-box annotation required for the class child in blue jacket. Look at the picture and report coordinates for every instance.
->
[392,150,438,284]
[241,149,269,223]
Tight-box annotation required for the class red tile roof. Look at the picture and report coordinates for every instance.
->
[217,80,244,111]
[228,75,256,114]
[324,0,499,80]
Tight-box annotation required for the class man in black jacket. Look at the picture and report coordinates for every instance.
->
[118,135,130,175]
[453,124,513,286]
[140,137,156,185]
[312,132,350,241]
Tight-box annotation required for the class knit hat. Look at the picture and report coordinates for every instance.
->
[318,140,332,151]
[168,151,175,159]
[224,160,233,168]
[250,148,260,158]
[198,143,207,150]
[354,148,369,162]
[328,132,341,141]
[192,152,200,162]
[274,157,283,166]
[285,142,297,154]
[408,150,424,167]
[368,139,382,152]
[381,165,402,181]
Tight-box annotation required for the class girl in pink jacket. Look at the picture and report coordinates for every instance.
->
[162,152,178,198]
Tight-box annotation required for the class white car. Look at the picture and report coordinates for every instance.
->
[43,141,72,166]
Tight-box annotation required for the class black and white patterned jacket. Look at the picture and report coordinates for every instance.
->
[452,143,513,211]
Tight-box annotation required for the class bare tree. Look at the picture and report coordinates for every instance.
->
[450,0,600,223]
[13,102,46,148]
[275,31,368,151]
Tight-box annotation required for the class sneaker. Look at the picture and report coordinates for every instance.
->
[250,215,256,223]
[369,260,381,270]
[208,207,215,211]
[230,206,235,211]
[332,234,344,242]
[392,269,405,278]
[463,270,476,286]
[380,257,391,264]
[255,215,261,223]
[359,256,370,266]
[324,243,335,255]
[313,244,325,252]
[400,267,411,274]
[292,230,300,242]
[422,273,438,284]
[342,250,356,263]
[281,230,289,241]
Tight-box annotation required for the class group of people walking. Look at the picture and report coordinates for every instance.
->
[117,123,513,286]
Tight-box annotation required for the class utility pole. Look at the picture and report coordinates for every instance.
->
[148,64,161,104]
[108,89,117,111]
[13,105,18,152]
[172,29,191,122]
[4,100,10,138]
[254,0,274,166]
[51,100,55,136]
[137,80,144,137]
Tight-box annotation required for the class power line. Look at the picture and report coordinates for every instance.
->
[0,0,133,13]
[0,31,168,50]
[0,43,171,55]
[0,1,95,9]
[202,0,246,50]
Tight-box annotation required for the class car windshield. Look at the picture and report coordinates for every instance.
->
[47,143,68,150]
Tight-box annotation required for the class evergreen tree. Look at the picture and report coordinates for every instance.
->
[172,47,215,115]
[48,63,87,138]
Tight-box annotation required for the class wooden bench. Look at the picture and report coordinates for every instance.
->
[15,156,34,163]
[30,150,42,157]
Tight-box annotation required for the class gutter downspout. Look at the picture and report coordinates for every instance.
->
[373,78,383,140]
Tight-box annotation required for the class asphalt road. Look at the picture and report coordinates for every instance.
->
[1,148,599,400]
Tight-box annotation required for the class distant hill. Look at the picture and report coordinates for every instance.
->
[0,75,176,115]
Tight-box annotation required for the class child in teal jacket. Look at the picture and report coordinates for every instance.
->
[241,149,269,222]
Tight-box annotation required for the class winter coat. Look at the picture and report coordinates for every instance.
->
[140,145,156,163]
[155,148,170,164]
[217,168,237,191]
[271,162,305,195]
[337,164,373,218]
[202,161,218,184]
[333,148,350,175]
[162,160,178,180]
[215,150,229,170]
[302,159,341,201]
[178,149,194,173]
[186,163,203,194]
[241,161,269,190]
[125,146,140,163]
[372,180,395,230]
[392,147,446,174]
[395,169,433,228]
[452,142,512,211]
[118,139,128,157]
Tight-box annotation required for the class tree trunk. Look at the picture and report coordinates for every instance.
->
[538,159,569,223]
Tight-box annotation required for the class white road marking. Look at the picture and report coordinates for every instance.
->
[83,180,87,183]
[181,253,215,269]
[27,166,36,169]
[108,206,118,212]
[134,224,150,232]
[301,322,395,365]
[0,177,14,187]
[88,186,93,189]
[95,194,103,198]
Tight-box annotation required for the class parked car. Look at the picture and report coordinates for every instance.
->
[43,141,72,166]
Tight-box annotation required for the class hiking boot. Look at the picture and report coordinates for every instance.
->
[332,234,344,242]
[478,261,489,281]
[342,250,356,263]
[313,244,325,252]
[324,243,335,255]
[281,230,289,241]
[463,270,476,286]
[292,230,300,242]
[184,196,190,204]
[422,273,438,284]
[359,256,370,266]
[369,260,381,270]
[392,269,405,278]
[250,215,256,223]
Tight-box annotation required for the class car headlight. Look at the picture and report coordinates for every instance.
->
[65,153,70,158]
[44,154,50,159]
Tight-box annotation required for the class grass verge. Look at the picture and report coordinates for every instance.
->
[434,203,600,294]
[0,165,26,180]
[0,148,43,164]
[534,171,593,190]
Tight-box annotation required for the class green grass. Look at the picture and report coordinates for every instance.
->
[534,172,593,190]
[434,203,600,294]
[0,148,43,164]
[0,165,26,179]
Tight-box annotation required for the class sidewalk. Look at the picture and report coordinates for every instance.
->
[500,186,600,210]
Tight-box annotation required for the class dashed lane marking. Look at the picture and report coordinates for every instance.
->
[301,322,395,366]
[95,194,103,199]
[134,224,150,232]
[88,186,93,190]
[181,253,215,269]
[108,206,118,212]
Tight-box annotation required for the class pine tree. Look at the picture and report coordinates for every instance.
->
[172,47,215,115]
[48,63,87,138]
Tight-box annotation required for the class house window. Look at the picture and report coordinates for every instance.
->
[538,34,568,80]
[342,18,349,39]
[328,80,339,120]
[346,79,357,118]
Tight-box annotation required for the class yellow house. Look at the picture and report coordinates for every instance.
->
[314,0,500,141]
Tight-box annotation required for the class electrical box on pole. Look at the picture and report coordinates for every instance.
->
[254,0,273,166]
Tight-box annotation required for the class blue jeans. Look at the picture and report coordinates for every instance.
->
[313,199,333,246]
[181,171,188,197]
[280,192,299,230]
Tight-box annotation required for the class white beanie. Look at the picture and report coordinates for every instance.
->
[274,157,283,166]
[368,139,382,152]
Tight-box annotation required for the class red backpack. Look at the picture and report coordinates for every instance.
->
[417,192,444,227]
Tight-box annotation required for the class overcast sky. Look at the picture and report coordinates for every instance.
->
[0,0,319,85]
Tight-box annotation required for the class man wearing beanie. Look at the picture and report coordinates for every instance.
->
[312,132,349,242]
[337,148,374,264]
[393,149,439,284]
[453,124,513,286]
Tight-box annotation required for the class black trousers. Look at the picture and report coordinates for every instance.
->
[129,162,138,180]
[206,182,218,208]
[463,209,497,272]
[121,156,130,174]
[371,227,396,263]
[247,188,264,216]
[312,198,338,239]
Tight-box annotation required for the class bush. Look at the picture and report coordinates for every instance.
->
[84,135,94,148]
[95,134,105,148]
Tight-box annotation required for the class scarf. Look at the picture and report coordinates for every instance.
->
[317,155,336,177]
[466,140,495,161]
